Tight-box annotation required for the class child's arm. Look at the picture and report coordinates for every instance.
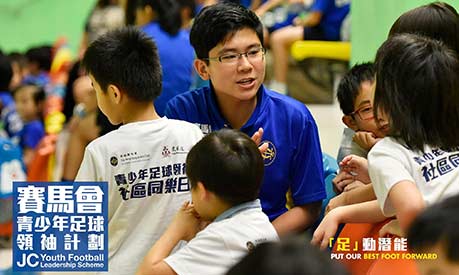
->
[326,183,376,214]
[137,202,202,275]
[272,201,322,236]
[387,180,425,233]
[312,200,387,250]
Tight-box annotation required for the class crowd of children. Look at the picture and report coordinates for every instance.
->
[1,1,459,275]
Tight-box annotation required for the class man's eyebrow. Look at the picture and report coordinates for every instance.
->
[217,44,262,54]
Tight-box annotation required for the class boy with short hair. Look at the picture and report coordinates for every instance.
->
[336,62,388,164]
[137,129,279,275]
[75,27,203,275]
[165,2,325,236]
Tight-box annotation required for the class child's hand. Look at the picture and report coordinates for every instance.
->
[340,155,371,184]
[170,201,202,242]
[332,170,354,193]
[379,219,404,237]
[311,208,342,250]
[343,180,365,192]
[353,131,381,150]
[325,192,348,215]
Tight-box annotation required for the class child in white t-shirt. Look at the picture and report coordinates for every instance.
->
[137,129,279,275]
[312,33,459,249]
[75,27,203,274]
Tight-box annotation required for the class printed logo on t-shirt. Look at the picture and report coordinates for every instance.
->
[412,148,459,182]
[261,141,276,166]
[110,156,118,167]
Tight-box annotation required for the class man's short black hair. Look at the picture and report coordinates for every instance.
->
[190,2,264,60]
[374,33,459,152]
[186,129,264,206]
[408,194,459,262]
[0,54,13,91]
[336,62,375,115]
[82,26,162,102]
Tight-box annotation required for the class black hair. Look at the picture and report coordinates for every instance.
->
[408,194,459,262]
[190,2,264,60]
[336,62,375,115]
[389,2,459,53]
[226,237,349,275]
[186,129,264,206]
[82,26,162,101]
[374,33,459,152]
[25,45,52,71]
[0,54,13,91]
[137,0,181,35]
[14,85,46,105]
[177,0,196,19]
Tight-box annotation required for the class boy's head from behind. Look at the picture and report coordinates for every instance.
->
[13,85,45,122]
[408,194,459,275]
[25,46,52,75]
[374,33,459,152]
[186,129,263,219]
[389,2,459,54]
[82,27,161,124]
[336,63,387,138]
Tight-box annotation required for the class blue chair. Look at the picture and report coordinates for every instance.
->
[307,153,339,235]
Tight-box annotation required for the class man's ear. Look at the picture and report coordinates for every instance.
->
[107,84,122,104]
[342,115,358,131]
[194,59,210,80]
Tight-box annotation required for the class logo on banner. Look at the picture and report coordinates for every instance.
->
[13,181,108,272]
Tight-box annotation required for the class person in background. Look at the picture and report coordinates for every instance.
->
[0,54,23,142]
[135,0,195,116]
[268,0,350,94]
[13,85,45,168]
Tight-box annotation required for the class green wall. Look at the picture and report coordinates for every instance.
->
[351,0,458,64]
[0,0,96,55]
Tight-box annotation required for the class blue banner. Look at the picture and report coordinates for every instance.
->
[12,181,108,272]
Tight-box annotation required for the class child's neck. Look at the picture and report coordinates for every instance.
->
[122,101,160,124]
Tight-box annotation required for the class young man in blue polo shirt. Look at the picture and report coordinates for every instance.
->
[165,2,325,236]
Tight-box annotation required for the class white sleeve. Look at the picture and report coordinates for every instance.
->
[164,227,234,275]
[75,146,99,181]
[368,141,414,217]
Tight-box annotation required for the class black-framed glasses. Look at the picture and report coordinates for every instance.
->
[350,105,374,120]
[203,47,266,64]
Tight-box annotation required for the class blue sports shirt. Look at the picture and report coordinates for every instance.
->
[141,22,195,116]
[311,0,350,40]
[165,85,326,221]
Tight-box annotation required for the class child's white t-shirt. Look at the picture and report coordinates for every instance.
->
[368,137,459,217]
[75,118,203,275]
[164,199,279,275]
